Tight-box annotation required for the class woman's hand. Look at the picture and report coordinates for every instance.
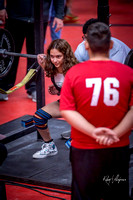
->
[37,54,46,69]
[48,85,59,95]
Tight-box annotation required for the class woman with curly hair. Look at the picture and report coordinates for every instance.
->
[33,39,79,159]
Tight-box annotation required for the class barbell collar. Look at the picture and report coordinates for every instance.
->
[0,49,8,58]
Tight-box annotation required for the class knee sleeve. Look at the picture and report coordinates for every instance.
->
[33,108,52,130]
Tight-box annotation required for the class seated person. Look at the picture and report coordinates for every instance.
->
[32,39,79,159]
[75,18,130,64]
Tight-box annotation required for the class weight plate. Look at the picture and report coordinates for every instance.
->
[0,28,15,78]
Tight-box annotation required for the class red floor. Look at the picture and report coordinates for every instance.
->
[6,184,71,200]
[0,0,133,199]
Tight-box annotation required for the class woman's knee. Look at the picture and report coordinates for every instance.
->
[33,108,52,130]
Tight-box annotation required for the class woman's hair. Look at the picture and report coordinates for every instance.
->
[45,39,79,77]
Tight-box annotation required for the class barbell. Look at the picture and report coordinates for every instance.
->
[0,28,37,78]
[0,49,37,59]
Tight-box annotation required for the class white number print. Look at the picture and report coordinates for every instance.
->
[85,78,119,106]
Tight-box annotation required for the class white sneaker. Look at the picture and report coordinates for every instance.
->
[28,91,36,102]
[61,130,70,140]
[33,141,58,159]
[0,93,8,101]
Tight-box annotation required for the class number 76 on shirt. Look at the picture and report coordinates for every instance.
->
[85,77,119,106]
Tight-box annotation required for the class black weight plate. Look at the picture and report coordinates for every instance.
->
[0,28,15,78]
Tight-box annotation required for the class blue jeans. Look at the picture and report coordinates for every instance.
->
[49,17,61,41]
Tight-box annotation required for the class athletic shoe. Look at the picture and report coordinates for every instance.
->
[64,14,79,24]
[61,130,70,140]
[0,93,8,101]
[32,141,58,159]
[28,91,36,102]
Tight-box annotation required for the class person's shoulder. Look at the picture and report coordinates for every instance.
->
[75,41,89,62]
[111,60,133,71]
[111,37,130,50]
[65,62,88,81]
[123,63,133,71]
[71,62,84,70]
[76,41,85,50]
[67,61,87,73]
[110,37,130,63]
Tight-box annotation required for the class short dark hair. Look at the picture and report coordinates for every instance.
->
[86,22,111,54]
[82,18,99,34]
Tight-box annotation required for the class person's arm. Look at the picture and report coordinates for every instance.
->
[61,110,119,146]
[53,0,64,20]
[61,110,96,138]
[113,106,133,138]
[110,37,130,64]
[52,0,64,32]
[94,106,133,146]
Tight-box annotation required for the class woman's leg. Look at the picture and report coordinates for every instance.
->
[33,101,61,158]
[34,100,61,141]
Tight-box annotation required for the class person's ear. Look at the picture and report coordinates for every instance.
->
[84,40,89,50]
[110,40,114,49]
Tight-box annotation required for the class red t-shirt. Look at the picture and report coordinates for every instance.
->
[60,60,133,149]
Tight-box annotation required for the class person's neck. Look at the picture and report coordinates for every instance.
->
[89,52,110,61]
[57,67,63,74]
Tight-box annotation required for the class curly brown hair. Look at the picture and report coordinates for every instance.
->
[45,39,79,77]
